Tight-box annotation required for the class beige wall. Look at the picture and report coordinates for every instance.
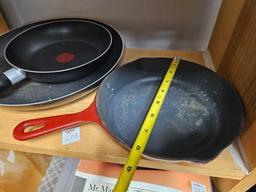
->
[0,0,222,50]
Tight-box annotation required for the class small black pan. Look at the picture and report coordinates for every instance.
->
[13,58,245,162]
[0,20,112,91]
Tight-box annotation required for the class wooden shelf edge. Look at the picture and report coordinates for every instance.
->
[0,141,245,180]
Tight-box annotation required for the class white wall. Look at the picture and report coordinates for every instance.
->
[0,0,222,50]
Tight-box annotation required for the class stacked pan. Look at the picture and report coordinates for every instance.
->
[0,18,124,108]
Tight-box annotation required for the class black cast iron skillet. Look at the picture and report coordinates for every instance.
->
[0,18,123,108]
[13,58,245,162]
[0,20,112,92]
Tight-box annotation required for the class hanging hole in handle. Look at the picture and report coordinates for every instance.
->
[24,124,44,133]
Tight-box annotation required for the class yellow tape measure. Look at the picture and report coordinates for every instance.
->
[113,57,180,192]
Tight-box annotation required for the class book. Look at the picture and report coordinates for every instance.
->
[75,159,212,192]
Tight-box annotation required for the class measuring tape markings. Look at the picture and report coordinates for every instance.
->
[114,57,180,192]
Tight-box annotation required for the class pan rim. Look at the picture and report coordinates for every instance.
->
[3,19,113,74]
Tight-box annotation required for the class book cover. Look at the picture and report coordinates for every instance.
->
[76,160,212,192]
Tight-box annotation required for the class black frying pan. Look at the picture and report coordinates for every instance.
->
[13,58,245,162]
[0,18,124,107]
[0,20,112,91]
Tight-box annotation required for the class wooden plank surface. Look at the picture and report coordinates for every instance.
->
[0,150,51,192]
[209,0,256,190]
[208,0,246,70]
[211,0,256,170]
[214,168,256,192]
[0,47,245,179]
[213,178,239,192]
[0,13,8,35]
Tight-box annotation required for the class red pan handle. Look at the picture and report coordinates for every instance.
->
[13,100,100,141]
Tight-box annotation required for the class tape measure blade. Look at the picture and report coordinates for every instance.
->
[113,57,180,192]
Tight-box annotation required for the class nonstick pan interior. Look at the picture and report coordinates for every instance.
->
[5,20,112,72]
[97,58,245,162]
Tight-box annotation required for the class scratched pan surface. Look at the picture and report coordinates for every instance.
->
[97,58,245,162]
